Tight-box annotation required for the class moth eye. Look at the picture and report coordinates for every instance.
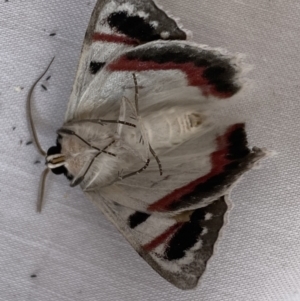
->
[51,165,68,175]
[47,145,61,156]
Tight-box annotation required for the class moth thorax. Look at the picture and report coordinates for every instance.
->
[46,153,66,169]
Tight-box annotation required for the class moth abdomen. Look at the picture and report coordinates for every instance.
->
[143,107,207,150]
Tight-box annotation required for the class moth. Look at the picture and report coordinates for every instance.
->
[28,0,267,290]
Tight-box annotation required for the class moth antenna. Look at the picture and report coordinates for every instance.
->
[27,57,54,212]
[27,57,55,156]
[36,168,50,213]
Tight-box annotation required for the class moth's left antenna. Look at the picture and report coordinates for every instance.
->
[27,57,55,212]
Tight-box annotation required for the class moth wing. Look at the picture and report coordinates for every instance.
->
[69,39,243,122]
[95,124,266,215]
[71,40,266,213]
[66,0,186,121]
[85,189,229,290]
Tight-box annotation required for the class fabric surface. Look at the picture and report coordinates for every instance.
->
[1,0,299,300]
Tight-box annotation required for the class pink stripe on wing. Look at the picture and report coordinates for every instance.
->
[142,223,183,252]
[92,32,138,45]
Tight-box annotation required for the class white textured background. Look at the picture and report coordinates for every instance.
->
[1,0,299,300]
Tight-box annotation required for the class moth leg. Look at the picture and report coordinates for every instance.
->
[131,73,163,176]
[132,73,139,114]
[121,96,139,120]
[113,138,151,180]
[71,140,115,187]
[66,119,136,128]
[57,128,116,157]
[118,159,150,180]
[149,144,163,176]
[116,96,137,137]
[129,74,150,153]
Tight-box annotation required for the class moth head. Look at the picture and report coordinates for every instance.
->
[45,133,77,182]
[46,141,67,175]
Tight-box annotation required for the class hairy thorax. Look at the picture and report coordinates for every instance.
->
[59,106,205,190]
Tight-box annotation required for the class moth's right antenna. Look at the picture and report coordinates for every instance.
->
[27,57,55,212]
[27,57,54,156]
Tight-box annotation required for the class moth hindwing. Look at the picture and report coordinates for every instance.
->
[33,0,267,290]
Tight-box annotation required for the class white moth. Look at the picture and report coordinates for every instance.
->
[28,0,267,289]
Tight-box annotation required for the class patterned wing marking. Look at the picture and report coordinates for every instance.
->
[108,41,242,98]
[70,39,245,127]
[66,0,186,122]
[86,191,229,289]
